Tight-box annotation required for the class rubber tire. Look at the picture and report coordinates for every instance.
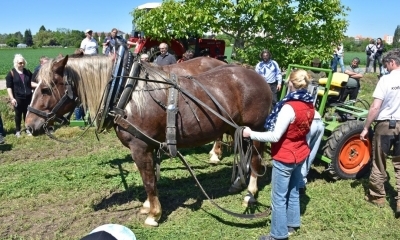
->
[324,120,372,179]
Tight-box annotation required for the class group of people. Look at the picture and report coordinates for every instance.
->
[251,47,400,239]
[138,43,195,65]
[365,38,386,75]
[330,38,385,76]
[2,34,398,239]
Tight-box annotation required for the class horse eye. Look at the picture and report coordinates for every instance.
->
[41,88,52,95]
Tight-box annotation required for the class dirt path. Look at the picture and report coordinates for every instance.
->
[0,80,5,90]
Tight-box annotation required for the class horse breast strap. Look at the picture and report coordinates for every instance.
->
[166,73,179,157]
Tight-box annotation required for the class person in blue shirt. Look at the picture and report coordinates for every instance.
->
[255,49,282,107]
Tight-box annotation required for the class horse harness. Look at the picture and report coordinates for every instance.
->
[104,59,270,219]
[28,74,77,128]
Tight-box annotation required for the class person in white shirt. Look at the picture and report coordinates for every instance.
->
[361,49,400,215]
[80,29,98,55]
[336,44,345,73]
[365,39,377,73]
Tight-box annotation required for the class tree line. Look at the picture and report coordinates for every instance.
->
[0,25,130,48]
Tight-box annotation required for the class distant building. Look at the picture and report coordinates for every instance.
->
[353,34,393,45]
[17,43,27,48]
[383,35,393,44]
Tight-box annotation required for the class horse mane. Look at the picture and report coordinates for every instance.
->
[39,56,114,120]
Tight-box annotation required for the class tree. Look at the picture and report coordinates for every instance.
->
[132,0,349,67]
[393,25,400,48]
[6,37,18,47]
[24,29,33,46]
[13,31,23,44]
[39,25,46,32]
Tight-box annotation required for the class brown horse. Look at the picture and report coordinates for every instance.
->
[25,55,272,226]
[160,57,228,163]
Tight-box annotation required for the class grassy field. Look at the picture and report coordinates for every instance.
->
[0,48,80,78]
[2,70,400,240]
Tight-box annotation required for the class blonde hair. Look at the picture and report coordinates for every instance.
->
[288,69,310,90]
[13,54,27,69]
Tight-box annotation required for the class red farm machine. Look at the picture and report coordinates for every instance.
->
[129,2,227,62]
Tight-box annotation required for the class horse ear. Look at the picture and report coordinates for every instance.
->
[53,55,69,76]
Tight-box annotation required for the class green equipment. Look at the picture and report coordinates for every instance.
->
[280,64,372,180]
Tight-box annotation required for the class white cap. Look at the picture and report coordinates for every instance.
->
[85,29,92,33]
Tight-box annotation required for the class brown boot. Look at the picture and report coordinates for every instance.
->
[365,194,385,207]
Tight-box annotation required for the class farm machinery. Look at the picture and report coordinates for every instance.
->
[129,2,227,62]
[281,64,372,180]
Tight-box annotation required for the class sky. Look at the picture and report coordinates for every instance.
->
[0,0,398,38]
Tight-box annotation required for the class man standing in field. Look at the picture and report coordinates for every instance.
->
[154,43,176,66]
[255,49,282,107]
[360,49,400,217]
[80,29,98,55]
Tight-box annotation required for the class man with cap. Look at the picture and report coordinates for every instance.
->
[80,29,98,55]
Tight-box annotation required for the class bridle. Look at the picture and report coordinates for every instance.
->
[28,76,77,129]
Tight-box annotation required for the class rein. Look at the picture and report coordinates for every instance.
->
[111,69,270,219]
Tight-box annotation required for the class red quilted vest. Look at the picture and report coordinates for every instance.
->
[271,100,314,164]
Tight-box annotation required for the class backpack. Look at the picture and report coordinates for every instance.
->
[366,45,373,56]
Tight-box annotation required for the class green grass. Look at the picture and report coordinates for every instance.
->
[344,52,368,66]
[0,68,396,240]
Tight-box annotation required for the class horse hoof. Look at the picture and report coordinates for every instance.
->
[209,158,220,164]
[139,207,150,215]
[243,193,257,207]
[209,155,220,164]
[145,217,159,227]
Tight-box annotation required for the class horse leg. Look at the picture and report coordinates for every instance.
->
[209,136,223,163]
[130,147,162,227]
[140,198,151,214]
[243,140,264,206]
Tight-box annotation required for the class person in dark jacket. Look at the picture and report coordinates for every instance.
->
[374,37,385,75]
[6,54,37,137]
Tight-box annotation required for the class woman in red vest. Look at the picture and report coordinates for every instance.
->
[243,69,314,240]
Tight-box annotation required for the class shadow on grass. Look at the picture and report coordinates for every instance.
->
[92,151,273,225]
[0,143,12,152]
[351,171,398,215]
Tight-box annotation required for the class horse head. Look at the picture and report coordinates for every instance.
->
[26,56,78,135]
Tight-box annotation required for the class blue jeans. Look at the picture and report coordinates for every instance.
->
[270,160,303,239]
[331,54,338,72]
[74,106,85,120]
[337,56,345,73]
[300,119,325,188]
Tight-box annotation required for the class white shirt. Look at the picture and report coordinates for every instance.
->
[80,37,98,55]
[373,69,400,120]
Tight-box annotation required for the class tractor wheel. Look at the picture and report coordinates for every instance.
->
[324,120,372,179]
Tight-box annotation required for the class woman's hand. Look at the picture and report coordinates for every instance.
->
[243,127,252,138]
[11,98,17,107]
